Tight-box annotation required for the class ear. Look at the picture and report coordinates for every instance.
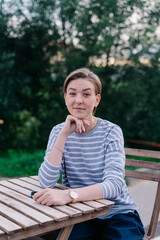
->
[95,94,101,107]
[64,93,67,105]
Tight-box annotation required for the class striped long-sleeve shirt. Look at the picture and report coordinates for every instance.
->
[38,118,138,218]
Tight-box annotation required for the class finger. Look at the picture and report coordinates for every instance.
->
[77,120,84,133]
[81,121,85,132]
[33,189,47,201]
[83,120,90,126]
[33,191,42,201]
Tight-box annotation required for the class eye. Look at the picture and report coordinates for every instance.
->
[83,93,90,97]
[69,92,76,96]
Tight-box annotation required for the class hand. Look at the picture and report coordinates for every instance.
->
[33,188,71,206]
[61,115,90,136]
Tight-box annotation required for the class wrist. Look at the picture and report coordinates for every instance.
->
[68,189,79,203]
[59,129,70,138]
[65,189,72,204]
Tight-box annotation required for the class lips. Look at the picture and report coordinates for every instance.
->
[73,107,85,110]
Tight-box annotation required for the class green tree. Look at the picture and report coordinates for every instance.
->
[0,0,160,151]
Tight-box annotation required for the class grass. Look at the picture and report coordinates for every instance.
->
[0,149,45,178]
[0,149,159,179]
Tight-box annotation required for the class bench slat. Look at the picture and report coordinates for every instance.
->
[125,148,160,159]
[125,169,160,181]
[126,158,160,170]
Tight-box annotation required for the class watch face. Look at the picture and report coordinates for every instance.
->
[70,191,78,199]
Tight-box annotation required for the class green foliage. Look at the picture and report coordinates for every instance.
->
[0,149,44,177]
[0,0,160,152]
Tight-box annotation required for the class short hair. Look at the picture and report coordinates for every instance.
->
[63,68,102,114]
[63,68,102,95]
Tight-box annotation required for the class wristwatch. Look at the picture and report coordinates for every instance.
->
[69,190,78,203]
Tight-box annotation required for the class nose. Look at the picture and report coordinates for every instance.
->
[75,94,82,104]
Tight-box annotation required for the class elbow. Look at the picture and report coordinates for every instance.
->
[38,171,57,189]
[100,179,124,199]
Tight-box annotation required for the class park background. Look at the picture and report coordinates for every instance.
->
[0,0,160,178]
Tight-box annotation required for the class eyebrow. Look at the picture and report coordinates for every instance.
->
[68,87,92,91]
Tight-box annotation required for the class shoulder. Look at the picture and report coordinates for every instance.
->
[48,122,65,138]
[98,118,123,139]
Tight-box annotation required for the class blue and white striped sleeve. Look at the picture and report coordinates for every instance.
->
[99,125,126,199]
[38,126,62,188]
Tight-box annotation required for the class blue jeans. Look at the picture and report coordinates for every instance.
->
[56,210,145,240]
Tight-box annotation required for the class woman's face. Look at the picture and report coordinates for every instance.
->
[64,78,100,120]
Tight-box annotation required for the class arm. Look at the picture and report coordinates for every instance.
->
[36,124,124,205]
[33,183,103,206]
[38,115,90,188]
[99,125,125,199]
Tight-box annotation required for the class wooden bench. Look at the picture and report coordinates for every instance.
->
[125,148,160,239]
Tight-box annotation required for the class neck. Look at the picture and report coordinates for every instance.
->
[84,116,98,133]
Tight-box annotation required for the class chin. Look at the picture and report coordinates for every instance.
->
[70,112,86,119]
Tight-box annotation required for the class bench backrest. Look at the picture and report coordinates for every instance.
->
[125,148,160,239]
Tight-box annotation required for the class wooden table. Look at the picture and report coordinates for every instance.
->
[0,176,115,240]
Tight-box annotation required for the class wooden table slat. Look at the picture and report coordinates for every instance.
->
[0,229,5,236]
[55,205,82,217]
[20,177,42,187]
[0,185,69,221]
[83,200,106,210]
[0,177,114,240]
[30,176,39,180]
[0,215,22,234]
[30,176,68,190]
[0,203,38,229]
[9,179,42,191]
[0,180,33,196]
[68,202,94,214]
[96,199,115,207]
[0,193,53,225]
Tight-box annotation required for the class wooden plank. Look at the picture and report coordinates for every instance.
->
[68,202,94,214]
[9,179,42,191]
[96,199,115,207]
[125,148,160,159]
[20,177,42,188]
[126,158,160,170]
[125,169,160,182]
[0,215,21,234]
[30,176,39,180]
[0,228,6,236]
[29,176,68,190]
[0,180,32,196]
[0,203,38,229]
[57,225,74,240]
[0,193,53,225]
[0,186,69,221]
[83,200,106,210]
[5,208,110,240]
[55,205,82,217]
[147,181,160,238]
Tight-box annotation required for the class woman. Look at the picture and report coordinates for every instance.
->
[33,68,145,240]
